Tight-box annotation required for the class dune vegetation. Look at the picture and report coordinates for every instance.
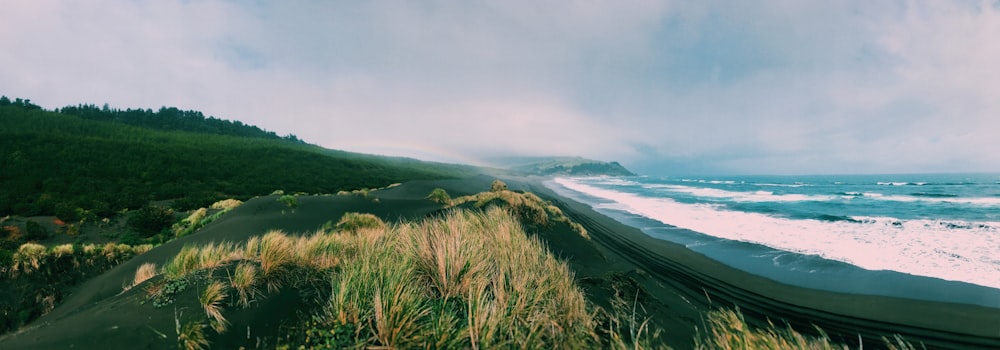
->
[129,196,914,350]
[0,241,154,332]
[132,207,661,349]
[1,176,923,349]
[443,180,589,238]
[694,308,920,350]
[0,198,243,335]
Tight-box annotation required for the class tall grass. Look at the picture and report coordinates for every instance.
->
[177,319,210,350]
[228,262,259,308]
[123,262,158,292]
[694,308,919,350]
[200,281,229,333]
[310,207,599,349]
[445,183,590,238]
[256,231,294,292]
[8,242,151,276]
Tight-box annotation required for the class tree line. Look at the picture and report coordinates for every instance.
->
[0,96,467,219]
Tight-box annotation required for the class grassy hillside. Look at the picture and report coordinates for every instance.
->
[0,98,478,219]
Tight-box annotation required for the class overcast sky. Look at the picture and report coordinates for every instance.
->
[2,1,999,175]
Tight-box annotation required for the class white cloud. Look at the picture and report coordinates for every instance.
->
[1,1,998,174]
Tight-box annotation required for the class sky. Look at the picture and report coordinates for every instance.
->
[2,1,999,175]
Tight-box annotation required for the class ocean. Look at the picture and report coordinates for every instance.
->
[545,174,1000,308]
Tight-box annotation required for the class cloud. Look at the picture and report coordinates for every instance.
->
[1,1,998,174]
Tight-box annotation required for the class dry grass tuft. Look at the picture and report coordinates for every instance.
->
[445,183,590,239]
[51,244,74,257]
[256,231,294,292]
[228,262,260,308]
[125,262,158,291]
[695,308,882,350]
[12,243,46,273]
[200,281,230,333]
[177,319,210,350]
[209,198,243,210]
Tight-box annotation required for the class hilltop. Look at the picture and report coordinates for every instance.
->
[487,156,636,176]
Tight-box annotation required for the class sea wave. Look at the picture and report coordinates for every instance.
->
[553,177,1000,290]
[644,183,835,203]
[865,193,1000,206]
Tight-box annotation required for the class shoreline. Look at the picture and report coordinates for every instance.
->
[522,176,1000,349]
[546,177,1000,309]
[3,175,998,349]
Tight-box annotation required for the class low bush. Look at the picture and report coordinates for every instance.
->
[334,212,386,233]
[128,205,175,237]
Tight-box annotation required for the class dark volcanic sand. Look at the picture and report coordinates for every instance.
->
[2,175,998,349]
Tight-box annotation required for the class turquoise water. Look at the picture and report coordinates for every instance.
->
[547,174,1000,308]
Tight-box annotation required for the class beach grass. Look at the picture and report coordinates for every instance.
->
[123,186,923,349]
[695,308,919,350]
[199,281,229,333]
[228,262,259,308]
[447,181,590,238]
[145,206,625,348]
[308,206,601,349]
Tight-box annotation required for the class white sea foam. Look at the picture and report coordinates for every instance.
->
[554,178,1000,290]
[861,193,1000,206]
[756,183,809,188]
[645,184,835,203]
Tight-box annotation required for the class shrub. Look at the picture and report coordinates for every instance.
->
[490,179,508,192]
[335,212,386,233]
[128,206,175,237]
[209,198,242,211]
[12,243,46,273]
[277,195,298,209]
[24,221,49,241]
[426,188,452,205]
[173,208,208,237]
[0,248,13,271]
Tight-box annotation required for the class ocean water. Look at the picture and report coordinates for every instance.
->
[546,174,1000,308]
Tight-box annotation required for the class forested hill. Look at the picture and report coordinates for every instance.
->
[1,96,297,142]
[0,97,478,218]
[59,104,304,142]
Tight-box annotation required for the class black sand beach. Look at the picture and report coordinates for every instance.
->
[2,175,999,349]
